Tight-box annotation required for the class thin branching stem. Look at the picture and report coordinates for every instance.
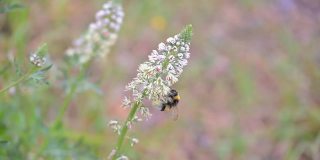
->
[52,60,92,128]
[36,60,92,158]
[112,101,141,159]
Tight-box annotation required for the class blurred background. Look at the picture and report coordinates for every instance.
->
[1,0,320,159]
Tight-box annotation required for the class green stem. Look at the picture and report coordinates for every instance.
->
[36,61,92,158]
[112,101,141,159]
[51,79,78,128]
[52,60,92,128]
[0,68,36,95]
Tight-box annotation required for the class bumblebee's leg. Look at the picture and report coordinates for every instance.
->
[160,104,166,111]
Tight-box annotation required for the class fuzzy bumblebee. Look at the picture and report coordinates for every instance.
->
[159,89,180,120]
[160,89,180,111]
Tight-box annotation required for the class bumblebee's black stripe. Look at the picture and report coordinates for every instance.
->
[172,99,179,106]
[160,104,166,111]
[160,99,179,111]
[160,89,179,111]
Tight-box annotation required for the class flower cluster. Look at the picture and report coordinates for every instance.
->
[123,25,192,119]
[29,54,46,67]
[108,25,192,160]
[66,1,124,64]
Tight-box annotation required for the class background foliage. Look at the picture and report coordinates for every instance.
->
[1,0,320,159]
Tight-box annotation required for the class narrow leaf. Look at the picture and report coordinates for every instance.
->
[0,3,24,14]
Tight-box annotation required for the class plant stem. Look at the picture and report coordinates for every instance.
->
[36,61,92,158]
[112,101,141,159]
[52,60,92,128]
[51,78,78,128]
[0,68,35,95]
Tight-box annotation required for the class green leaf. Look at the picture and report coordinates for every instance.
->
[39,64,53,72]
[29,72,49,85]
[0,3,24,14]
[0,140,8,144]
[29,64,52,86]
[180,24,193,43]
[34,43,48,57]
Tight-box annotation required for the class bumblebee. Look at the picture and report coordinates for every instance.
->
[159,89,180,120]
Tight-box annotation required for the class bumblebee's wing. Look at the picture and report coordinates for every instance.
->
[171,106,179,121]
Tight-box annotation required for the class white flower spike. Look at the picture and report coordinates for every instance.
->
[66,1,124,64]
[110,25,193,160]
[125,25,193,107]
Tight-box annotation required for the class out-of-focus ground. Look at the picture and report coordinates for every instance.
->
[1,0,320,159]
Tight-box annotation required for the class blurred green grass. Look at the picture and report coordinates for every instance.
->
[1,0,320,159]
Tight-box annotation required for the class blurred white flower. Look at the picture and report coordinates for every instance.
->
[121,96,131,108]
[29,54,46,67]
[117,155,129,160]
[8,87,16,95]
[126,115,143,128]
[130,138,139,147]
[108,120,122,134]
[107,149,116,159]
[66,1,124,64]
[139,106,152,120]
[131,115,142,122]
